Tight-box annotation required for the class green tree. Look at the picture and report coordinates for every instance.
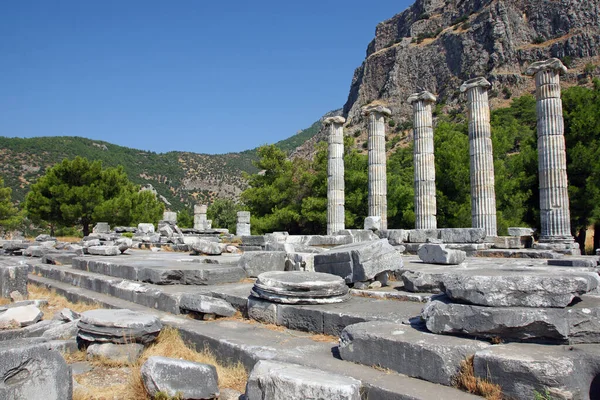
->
[176,208,194,228]
[0,176,22,234]
[25,156,164,235]
[207,199,242,233]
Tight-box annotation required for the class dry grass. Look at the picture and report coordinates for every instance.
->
[70,327,248,399]
[136,327,248,393]
[453,356,503,400]
[62,349,87,363]
[0,297,11,306]
[309,333,338,343]
[27,284,100,319]
[56,236,82,243]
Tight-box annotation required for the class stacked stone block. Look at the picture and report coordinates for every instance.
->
[236,211,251,236]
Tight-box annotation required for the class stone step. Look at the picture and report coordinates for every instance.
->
[30,262,424,336]
[339,321,491,386]
[27,273,483,400]
[71,251,244,285]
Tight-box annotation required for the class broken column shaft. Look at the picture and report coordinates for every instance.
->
[408,91,437,230]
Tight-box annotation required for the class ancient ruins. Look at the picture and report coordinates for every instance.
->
[0,58,599,400]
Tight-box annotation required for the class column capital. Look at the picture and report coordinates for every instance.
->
[460,77,491,92]
[324,116,346,125]
[524,58,567,76]
[361,104,391,117]
[407,91,437,105]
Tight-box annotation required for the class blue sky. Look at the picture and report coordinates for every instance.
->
[0,1,412,154]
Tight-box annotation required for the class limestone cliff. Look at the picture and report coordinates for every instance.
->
[343,0,600,126]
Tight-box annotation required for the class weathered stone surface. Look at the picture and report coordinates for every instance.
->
[247,297,278,325]
[314,239,403,283]
[364,216,382,232]
[115,237,132,253]
[191,239,222,256]
[339,321,490,386]
[418,244,466,265]
[508,227,535,237]
[239,251,287,278]
[53,307,81,322]
[338,229,379,243]
[245,359,361,400]
[422,295,600,343]
[42,320,79,340]
[401,270,444,293]
[364,105,390,231]
[137,223,155,234]
[387,229,409,245]
[141,356,219,399]
[42,252,79,265]
[93,222,111,234]
[179,293,236,317]
[548,258,598,268]
[492,236,523,249]
[0,305,43,328]
[0,263,28,298]
[473,343,600,400]
[87,246,120,256]
[87,343,144,364]
[251,271,349,304]
[78,309,162,344]
[0,339,72,400]
[2,241,31,252]
[442,270,599,307]
[35,234,56,242]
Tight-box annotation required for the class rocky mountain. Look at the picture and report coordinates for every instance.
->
[299,0,600,157]
[344,0,599,125]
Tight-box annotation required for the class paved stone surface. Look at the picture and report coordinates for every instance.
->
[314,239,403,283]
[0,338,72,400]
[245,359,361,400]
[78,308,162,344]
[339,321,490,385]
[442,269,599,307]
[474,343,600,400]
[72,252,244,285]
[548,258,599,268]
[141,356,219,399]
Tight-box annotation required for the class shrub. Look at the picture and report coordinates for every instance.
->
[532,36,545,44]
[388,119,396,127]
[417,13,430,20]
[562,56,573,68]
[502,87,512,99]
[585,63,596,76]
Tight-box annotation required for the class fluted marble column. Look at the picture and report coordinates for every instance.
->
[408,91,437,229]
[525,58,573,244]
[460,77,497,237]
[324,116,346,235]
[362,104,391,231]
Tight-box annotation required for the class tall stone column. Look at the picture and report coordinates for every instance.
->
[408,91,437,230]
[324,116,346,235]
[525,58,577,251]
[362,105,391,231]
[460,77,497,237]
[194,204,208,230]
